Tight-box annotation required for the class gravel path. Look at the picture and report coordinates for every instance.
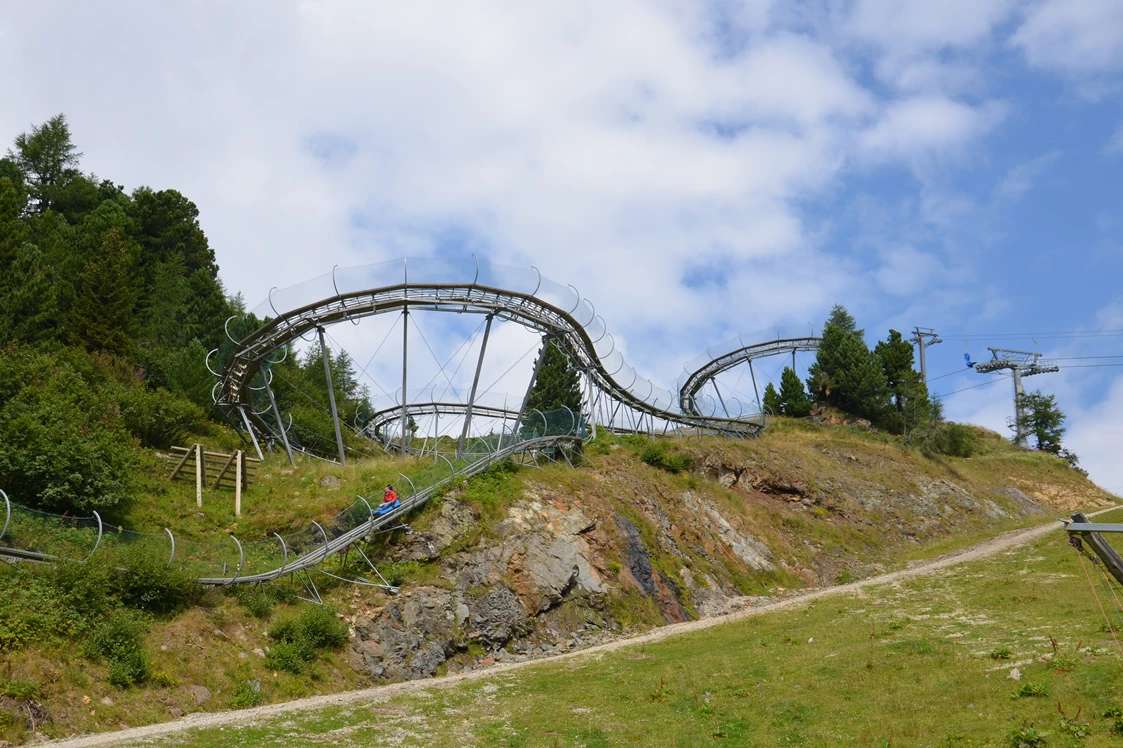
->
[38,513,1099,747]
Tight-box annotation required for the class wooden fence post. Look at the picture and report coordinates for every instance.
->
[235,450,243,517]
[195,443,203,508]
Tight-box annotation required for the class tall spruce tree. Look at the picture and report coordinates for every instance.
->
[874,329,930,432]
[762,382,782,416]
[778,366,812,417]
[525,339,583,415]
[1016,391,1067,456]
[68,227,140,355]
[807,305,889,422]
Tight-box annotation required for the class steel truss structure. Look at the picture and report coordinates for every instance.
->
[0,257,819,589]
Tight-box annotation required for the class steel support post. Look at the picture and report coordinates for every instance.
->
[317,327,348,466]
[262,368,295,467]
[238,406,265,460]
[1012,366,1026,447]
[514,335,549,436]
[401,309,410,455]
[712,381,731,418]
[748,360,761,414]
[458,314,493,458]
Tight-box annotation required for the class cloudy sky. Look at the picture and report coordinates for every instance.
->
[2,1,1122,489]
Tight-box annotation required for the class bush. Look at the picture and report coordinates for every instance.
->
[265,605,349,673]
[116,546,199,615]
[663,453,693,473]
[265,640,309,675]
[84,612,150,687]
[235,587,275,619]
[0,347,139,512]
[639,442,667,467]
[117,385,204,449]
[230,679,265,709]
[907,422,978,459]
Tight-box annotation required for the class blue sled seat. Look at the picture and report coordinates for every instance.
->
[375,499,401,516]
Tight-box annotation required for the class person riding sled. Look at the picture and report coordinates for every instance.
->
[378,484,399,514]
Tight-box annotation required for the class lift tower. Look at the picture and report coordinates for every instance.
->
[973,348,1059,447]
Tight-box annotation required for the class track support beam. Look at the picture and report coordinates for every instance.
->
[317,327,347,466]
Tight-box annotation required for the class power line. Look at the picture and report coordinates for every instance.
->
[936,374,1009,399]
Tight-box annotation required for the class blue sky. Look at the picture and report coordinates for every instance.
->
[2,0,1123,488]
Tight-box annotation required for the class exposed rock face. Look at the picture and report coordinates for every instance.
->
[350,587,457,681]
[394,499,477,562]
[613,515,690,623]
[680,492,773,572]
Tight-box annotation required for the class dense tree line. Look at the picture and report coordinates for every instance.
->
[0,115,235,513]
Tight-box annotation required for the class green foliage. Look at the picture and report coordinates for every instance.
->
[875,329,931,433]
[777,366,812,417]
[265,605,349,674]
[116,384,204,449]
[6,114,82,215]
[0,347,139,512]
[1010,682,1049,699]
[116,545,200,616]
[1006,724,1049,747]
[68,225,141,356]
[0,679,40,701]
[807,306,890,423]
[525,339,583,416]
[907,422,978,458]
[762,382,782,416]
[1016,391,1079,473]
[83,611,150,687]
[636,440,692,473]
[230,679,265,709]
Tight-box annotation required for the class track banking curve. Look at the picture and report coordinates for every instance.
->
[0,257,815,587]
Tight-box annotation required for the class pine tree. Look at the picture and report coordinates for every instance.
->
[68,227,140,355]
[525,339,583,415]
[874,329,930,433]
[1016,391,1068,456]
[7,114,82,215]
[762,382,782,416]
[778,366,812,417]
[807,305,889,421]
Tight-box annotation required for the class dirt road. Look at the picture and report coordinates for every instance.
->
[39,514,1094,747]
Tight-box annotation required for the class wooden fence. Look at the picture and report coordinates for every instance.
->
[164,445,259,515]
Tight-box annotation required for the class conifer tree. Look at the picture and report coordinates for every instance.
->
[762,382,782,416]
[525,339,583,415]
[778,366,812,417]
[874,329,930,432]
[7,114,82,215]
[68,227,140,355]
[1016,391,1068,456]
[807,305,889,421]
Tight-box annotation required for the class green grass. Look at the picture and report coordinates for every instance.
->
[157,511,1123,747]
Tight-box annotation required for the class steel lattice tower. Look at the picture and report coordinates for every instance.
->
[973,348,1059,447]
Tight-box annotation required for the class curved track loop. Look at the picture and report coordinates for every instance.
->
[221,258,764,436]
[364,401,519,443]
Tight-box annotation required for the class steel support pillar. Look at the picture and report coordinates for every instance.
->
[713,380,730,418]
[1012,366,1026,447]
[262,368,295,467]
[317,327,347,466]
[401,309,410,455]
[514,335,549,435]
[238,405,264,460]
[458,314,493,458]
[748,359,761,414]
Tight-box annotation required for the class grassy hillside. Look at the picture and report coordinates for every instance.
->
[155,508,1123,748]
[0,419,1113,744]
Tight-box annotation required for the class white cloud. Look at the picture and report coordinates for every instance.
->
[875,246,946,296]
[1106,125,1123,155]
[857,96,1006,168]
[994,151,1061,202]
[1012,0,1123,75]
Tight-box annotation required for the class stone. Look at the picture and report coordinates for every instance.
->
[247,679,262,694]
[168,707,184,718]
[680,492,774,572]
[100,697,114,707]
[188,685,211,706]
[350,587,456,682]
[320,475,341,489]
[465,584,529,645]
[409,641,449,680]
[252,648,265,657]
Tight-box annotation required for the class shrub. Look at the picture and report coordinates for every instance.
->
[1007,724,1049,747]
[0,347,139,512]
[639,442,667,467]
[84,612,150,687]
[0,679,40,701]
[663,453,693,473]
[265,605,349,673]
[234,587,276,619]
[265,640,309,675]
[116,385,204,449]
[116,546,198,615]
[230,679,265,709]
[1010,682,1049,699]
